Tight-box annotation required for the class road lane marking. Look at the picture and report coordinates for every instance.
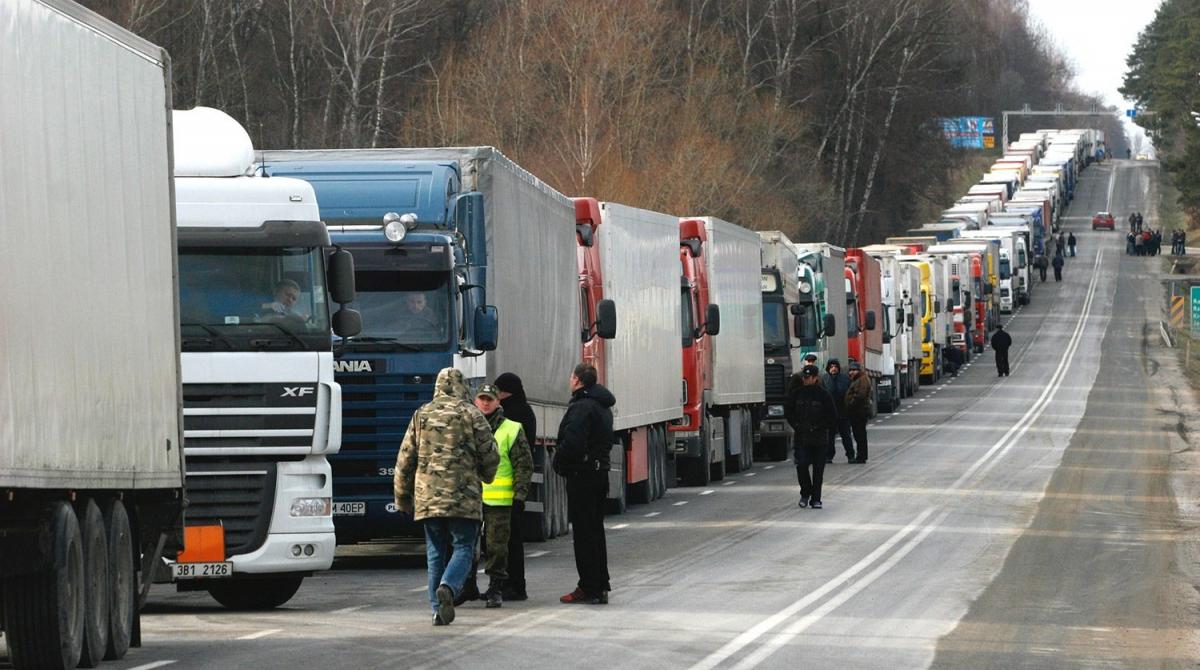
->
[129,662,178,670]
[526,550,549,558]
[764,465,775,470]
[644,512,661,517]
[744,472,757,477]
[238,629,281,640]
[722,481,737,486]
[409,586,428,592]
[674,501,689,506]
[689,508,937,670]
[1106,162,1117,211]
[700,490,715,495]
[611,523,630,529]
[332,605,368,614]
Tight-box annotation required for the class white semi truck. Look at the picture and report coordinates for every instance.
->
[1,2,183,667]
[170,108,361,609]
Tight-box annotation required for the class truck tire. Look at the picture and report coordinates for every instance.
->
[606,445,628,515]
[2,501,85,670]
[77,499,110,668]
[102,500,135,661]
[207,575,304,610]
[654,426,669,499]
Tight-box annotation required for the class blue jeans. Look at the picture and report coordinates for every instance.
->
[423,517,480,613]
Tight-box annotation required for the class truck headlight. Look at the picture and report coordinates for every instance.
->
[767,404,785,417]
[290,497,332,517]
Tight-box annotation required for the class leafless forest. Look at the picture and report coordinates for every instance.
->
[84,0,1128,243]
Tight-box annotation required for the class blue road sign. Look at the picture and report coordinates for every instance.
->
[1126,109,1138,118]
[1192,286,1200,335]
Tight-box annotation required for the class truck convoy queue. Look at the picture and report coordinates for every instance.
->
[0,2,1109,668]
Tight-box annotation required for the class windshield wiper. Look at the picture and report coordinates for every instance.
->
[254,322,309,350]
[181,324,237,350]
[344,336,424,352]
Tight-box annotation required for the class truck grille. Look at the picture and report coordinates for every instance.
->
[182,383,317,451]
[764,364,788,400]
[336,371,435,498]
[185,462,277,557]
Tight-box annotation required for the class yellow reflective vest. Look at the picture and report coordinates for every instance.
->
[482,419,522,506]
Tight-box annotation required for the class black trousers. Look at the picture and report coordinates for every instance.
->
[1054,267,1063,281]
[849,418,868,461]
[995,349,1010,376]
[795,446,826,502]
[507,507,525,591]
[566,470,610,595]
[1038,267,1047,281]
[826,417,855,461]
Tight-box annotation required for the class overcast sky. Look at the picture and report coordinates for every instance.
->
[1026,0,1164,150]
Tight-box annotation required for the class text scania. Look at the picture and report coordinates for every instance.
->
[333,360,374,373]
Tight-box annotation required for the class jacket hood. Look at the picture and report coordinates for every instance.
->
[494,372,527,401]
[575,383,616,408]
[434,367,470,402]
[825,358,841,371]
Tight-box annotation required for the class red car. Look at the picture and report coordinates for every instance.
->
[1092,212,1115,230]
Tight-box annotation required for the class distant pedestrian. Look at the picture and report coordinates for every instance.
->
[1136,212,1144,232]
[843,361,872,463]
[1054,234,1064,258]
[1134,232,1145,256]
[1181,230,1188,256]
[990,324,1012,377]
[394,368,499,627]
[554,363,615,605]
[802,352,819,368]
[1052,254,1064,281]
[494,372,535,602]
[820,359,855,463]
[1067,232,1077,257]
[1129,213,1137,232]
[786,364,836,509]
[1126,232,1136,255]
[944,345,964,376]
[1035,254,1049,282]
[472,384,533,609]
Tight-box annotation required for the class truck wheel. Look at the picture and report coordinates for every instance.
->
[102,500,135,661]
[2,501,85,670]
[77,499,110,668]
[677,457,710,487]
[207,575,304,610]
[650,427,664,501]
[606,445,628,515]
[655,426,670,498]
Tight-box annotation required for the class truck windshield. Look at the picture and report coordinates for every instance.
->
[999,258,1011,280]
[179,247,331,352]
[343,270,452,350]
[761,302,789,349]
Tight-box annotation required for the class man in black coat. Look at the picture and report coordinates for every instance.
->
[553,363,615,605]
[494,372,536,602]
[1052,254,1065,281]
[786,365,836,509]
[820,359,855,463]
[991,324,1012,377]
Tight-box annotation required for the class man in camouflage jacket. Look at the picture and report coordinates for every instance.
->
[394,367,499,626]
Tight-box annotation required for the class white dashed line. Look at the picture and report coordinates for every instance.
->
[674,501,689,506]
[723,481,737,486]
[129,662,178,670]
[744,472,757,477]
[332,605,368,614]
[526,550,549,558]
[644,512,661,518]
[700,490,715,496]
[611,523,630,530]
[764,465,775,470]
[409,586,428,593]
[238,629,282,641]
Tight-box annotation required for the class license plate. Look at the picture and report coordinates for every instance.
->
[172,561,232,580]
[332,501,366,516]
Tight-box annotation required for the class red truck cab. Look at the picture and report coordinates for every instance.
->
[844,250,881,382]
[970,253,988,352]
[672,219,721,486]
[573,198,608,381]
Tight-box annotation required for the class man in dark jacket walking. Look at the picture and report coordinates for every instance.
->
[786,365,836,509]
[494,372,536,601]
[990,324,1012,377]
[844,361,873,463]
[553,363,615,605]
[1067,232,1077,257]
[821,359,855,463]
[1052,254,1065,281]
[1035,254,1049,282]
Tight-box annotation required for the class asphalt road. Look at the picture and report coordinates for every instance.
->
[14,159,1198,670]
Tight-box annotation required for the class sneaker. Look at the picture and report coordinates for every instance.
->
[560,588,607,604]
[851,458,867,464]
[810,500,823,509]
[798,496,809,508]
[435,584,456,624]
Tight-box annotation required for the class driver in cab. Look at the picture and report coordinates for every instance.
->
[260,279,308,322]
[400,291,442,338]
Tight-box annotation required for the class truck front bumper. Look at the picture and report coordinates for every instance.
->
[671,431,703,459]
[229,531,336,574]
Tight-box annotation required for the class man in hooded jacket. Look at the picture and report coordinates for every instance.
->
[553,363,616,604]
[821,359,856,463]
[394,368,499,626]
[990,324,1012,377]
[494,372,536,601]
[786,364,836,508]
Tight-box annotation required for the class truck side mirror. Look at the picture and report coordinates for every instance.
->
[823,313,837,337]
[704,304,721,336]
[454,192,487,267]
[946,299,956,313]
[332,307,362,338]
[985,283,994,295]
[327,249,356,304]
[906,312,915,328]
[864,310,876,331]
[473,305,499,351]
[595,299,617,339]
[896,308,905,328]
[882,329,891,344]
[795,314,815,344]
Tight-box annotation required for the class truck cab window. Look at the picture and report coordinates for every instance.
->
[344,270,451,349]
[761,302,789,349]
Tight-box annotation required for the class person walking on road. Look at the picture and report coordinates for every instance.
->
[494,372,535,601]
[1067,232,1077,257]
[786,364,836,509]
[473,384,532,609]
[990,324,1013,377]
[1035,254,1049,282]
[553,363,616,605]
[394,368,499,626]
[844,361,873,463]
[1052,254,1065,282]
[820,359,855,463]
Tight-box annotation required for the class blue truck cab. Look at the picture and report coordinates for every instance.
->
[262,156,497,543]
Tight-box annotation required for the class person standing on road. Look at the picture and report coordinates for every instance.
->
[1067,232,1077,257]
[1129,213,1137,233]
[471,384,533,609]
[1134,231,1145,256]
[494,372,536,602]
[843,361,873,464]
[1035,254,1049,282]
[394,367,499,626]
[1052,254,1065,282]
[786,364,836,509]
[1136,212,1144,232]
[990,324,1012,377]
[821,359,855,463]
[553,363,616,605]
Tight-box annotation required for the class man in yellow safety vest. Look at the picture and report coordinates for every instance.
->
[474,383,534,608]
